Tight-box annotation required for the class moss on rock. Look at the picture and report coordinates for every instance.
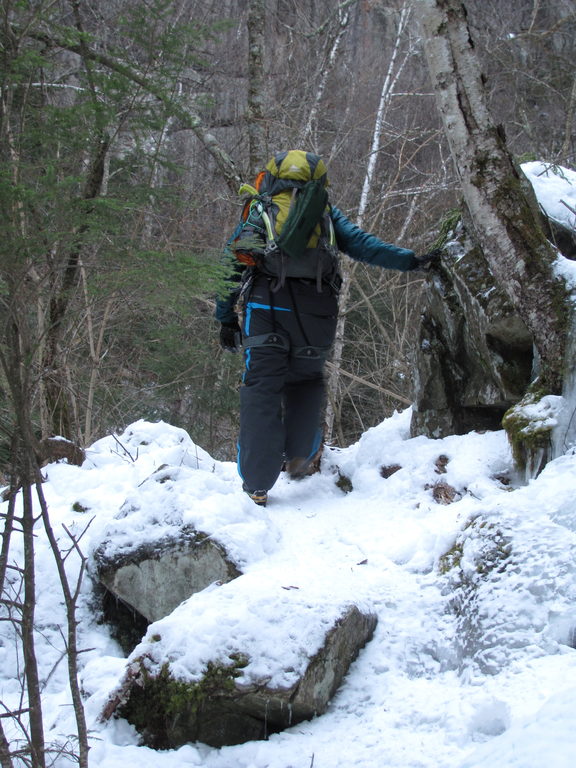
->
[502,383,563,478]
[117,653,251,749]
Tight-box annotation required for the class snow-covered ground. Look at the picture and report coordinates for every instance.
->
[2,410,576,768]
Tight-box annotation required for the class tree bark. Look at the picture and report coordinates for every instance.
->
[0,480,16,768]
[559,73,576,164]
[418,0,570,392]
[21,476,46,768]
[247,0,267,176]
[0,727,13,768]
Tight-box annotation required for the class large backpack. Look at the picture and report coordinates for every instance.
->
[231,150,339,289]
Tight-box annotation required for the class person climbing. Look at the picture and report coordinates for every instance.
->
[216,150,438,506]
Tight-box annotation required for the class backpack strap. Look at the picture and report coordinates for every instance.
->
[314,212,338,291]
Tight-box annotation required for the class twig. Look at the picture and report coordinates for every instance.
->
[324,361,412,404]
[112,435,138,463]
[559,199,576,216]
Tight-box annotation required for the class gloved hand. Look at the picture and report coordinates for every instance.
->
[219,321,242,353]
[415,247,442,269]
[415,248,442,270]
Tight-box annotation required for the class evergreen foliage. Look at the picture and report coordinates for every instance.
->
[0,0,230,458]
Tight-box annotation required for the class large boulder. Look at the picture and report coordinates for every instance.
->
[85,448,273,653]
[410,218,534,439]
[411,161,576,458]
[94,525,241,624]
[521,160,576,260]
[101,574,377,748]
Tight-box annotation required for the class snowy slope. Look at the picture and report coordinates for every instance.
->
[2,411,576,768]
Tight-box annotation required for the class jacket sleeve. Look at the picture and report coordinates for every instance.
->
[331,206,419,271]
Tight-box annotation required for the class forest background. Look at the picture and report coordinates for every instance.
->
[1,0,575,468]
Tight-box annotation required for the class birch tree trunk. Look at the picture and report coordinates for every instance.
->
[356,4,411,228]
[298,4,351,147]
[324,3,412,441]
[560,74,576,164]
[417,0,570,392]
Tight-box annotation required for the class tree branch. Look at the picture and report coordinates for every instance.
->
[325,361,412,404]
[19,25,242,192]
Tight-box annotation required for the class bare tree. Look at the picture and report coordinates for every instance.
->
[247,0,267,175]
[297,3,353,147]
[325,2,415,441]
[0,479,15,768]
[36,482,91,768]
[463,0,576,163]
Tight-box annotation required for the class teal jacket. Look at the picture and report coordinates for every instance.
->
[331,206,418,271]
[215,206,418,324]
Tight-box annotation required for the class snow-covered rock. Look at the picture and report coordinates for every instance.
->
[101,574,377,747]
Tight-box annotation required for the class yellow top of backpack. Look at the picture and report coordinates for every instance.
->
[264,150,328,187]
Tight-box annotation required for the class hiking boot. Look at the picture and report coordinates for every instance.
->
[285,456,311,480]
[243,487,268,507]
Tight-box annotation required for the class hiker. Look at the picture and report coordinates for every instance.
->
[216,150,437,506]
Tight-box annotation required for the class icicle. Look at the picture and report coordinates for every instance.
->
[552,311,576,458]
[525,444,548,483]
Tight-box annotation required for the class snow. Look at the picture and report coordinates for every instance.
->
[117,571,371,691]
[3,410,576,768]
[513,394,564,433]
[521,161,576,290]
[521,161,576,230]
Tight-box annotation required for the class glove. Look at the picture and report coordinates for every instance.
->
[415,248,442,270]
[219,321,242,353]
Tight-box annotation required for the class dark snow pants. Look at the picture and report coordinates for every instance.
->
[238,274,338,492]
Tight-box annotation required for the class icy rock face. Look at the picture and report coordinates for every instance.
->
[411,220,533,440]
[439,505,576,675]
[101,578,378,749]
[503,391,565,480]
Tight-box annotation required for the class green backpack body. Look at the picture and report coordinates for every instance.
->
[232,150,339,289]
